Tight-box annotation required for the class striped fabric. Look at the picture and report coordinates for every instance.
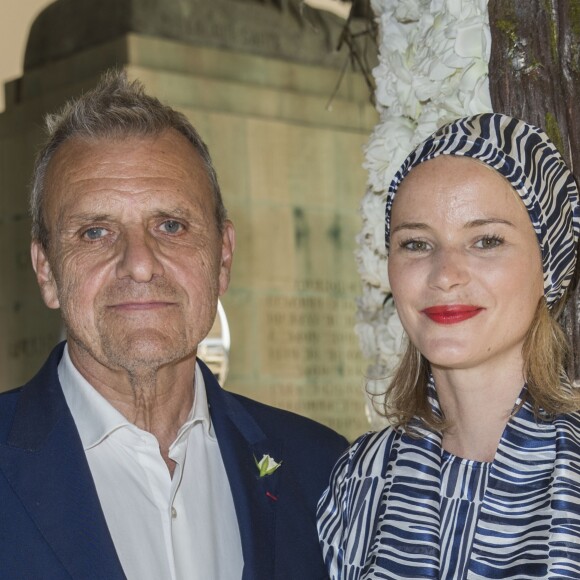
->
[384,114,580,307]
[440,452,490,578]
[317,381,580,579]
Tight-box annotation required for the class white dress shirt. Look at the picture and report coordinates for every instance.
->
[58,345,243,580]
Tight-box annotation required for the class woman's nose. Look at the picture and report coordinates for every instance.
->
[427,248,470,291]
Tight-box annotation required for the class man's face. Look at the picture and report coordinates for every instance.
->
[31,130,234,376]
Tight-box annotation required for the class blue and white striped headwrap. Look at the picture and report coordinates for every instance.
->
[385,113,580,307]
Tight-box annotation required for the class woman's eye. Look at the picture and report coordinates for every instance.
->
[83,227,107,241]
[474,235,504,249]
[160,220,183,234]
[400,239,430,252]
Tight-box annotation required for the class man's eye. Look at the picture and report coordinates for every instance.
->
[160,220,183,234]
[83,227,107,240]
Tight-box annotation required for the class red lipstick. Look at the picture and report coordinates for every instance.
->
[421,305,483,325]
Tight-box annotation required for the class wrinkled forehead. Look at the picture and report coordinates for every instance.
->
[43,131,213,210]
[46,129,207,178]
[45,129,211,196]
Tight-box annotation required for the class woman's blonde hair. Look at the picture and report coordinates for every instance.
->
[380,296,580,434]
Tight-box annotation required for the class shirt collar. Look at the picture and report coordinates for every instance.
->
[174,363,216,445]
[58,343,215,450]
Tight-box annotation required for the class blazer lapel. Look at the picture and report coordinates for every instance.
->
[202,362,279,580]
[0,344,125,579]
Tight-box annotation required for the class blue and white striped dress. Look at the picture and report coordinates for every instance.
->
[317,386,580,579]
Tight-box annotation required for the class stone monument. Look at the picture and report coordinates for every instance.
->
[0,0,376,440]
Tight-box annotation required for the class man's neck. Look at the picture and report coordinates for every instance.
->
[68,342,196,473]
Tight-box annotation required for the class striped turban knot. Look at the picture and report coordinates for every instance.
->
[385,113,580,307]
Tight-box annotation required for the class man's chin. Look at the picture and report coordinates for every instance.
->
[100,333,192,373]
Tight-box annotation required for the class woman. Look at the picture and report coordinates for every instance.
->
[318,113,580,579]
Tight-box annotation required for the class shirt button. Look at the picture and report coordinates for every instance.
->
[171,507,177,519]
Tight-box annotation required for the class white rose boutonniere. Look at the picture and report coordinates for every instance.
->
[255,454,282,478]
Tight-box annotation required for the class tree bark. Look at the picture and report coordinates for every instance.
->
[488,0,580,379]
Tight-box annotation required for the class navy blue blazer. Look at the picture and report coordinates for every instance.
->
[0,343,348,579]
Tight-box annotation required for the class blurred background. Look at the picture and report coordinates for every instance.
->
[0,0,53,112]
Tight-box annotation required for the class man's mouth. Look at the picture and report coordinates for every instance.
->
[109,301,175,311]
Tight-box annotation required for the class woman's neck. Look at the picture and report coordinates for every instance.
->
[432,357,525,462]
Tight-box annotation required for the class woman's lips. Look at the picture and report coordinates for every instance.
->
[421,305,484,324]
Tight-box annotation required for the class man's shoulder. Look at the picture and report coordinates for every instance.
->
[222,389,349,499]
[226,389,348,450]
[0,387,24,441]
[0,344,67,447]
[0,385,23,402]
[199,359,348,453]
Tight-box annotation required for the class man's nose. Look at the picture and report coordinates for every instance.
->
[116,230,164,282]
[427,247,470,291]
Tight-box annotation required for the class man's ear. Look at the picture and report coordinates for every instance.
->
[218,220,235,296]
[31,241,60,309]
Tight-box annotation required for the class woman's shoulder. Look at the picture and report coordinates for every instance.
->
[317,426,402,575]
[324,425,401,491]
[554,408,580,442]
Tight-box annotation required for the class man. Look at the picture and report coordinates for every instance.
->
[0,71,348,579]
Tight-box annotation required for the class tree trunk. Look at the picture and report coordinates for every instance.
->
[488,0,580,379]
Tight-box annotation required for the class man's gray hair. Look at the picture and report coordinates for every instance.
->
[30,69,227,248]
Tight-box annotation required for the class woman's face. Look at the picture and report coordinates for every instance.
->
[388,155,544,373]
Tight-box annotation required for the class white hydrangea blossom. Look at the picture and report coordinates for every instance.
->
[358,0,492,428]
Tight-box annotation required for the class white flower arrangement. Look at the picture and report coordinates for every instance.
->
[359,0,492,428]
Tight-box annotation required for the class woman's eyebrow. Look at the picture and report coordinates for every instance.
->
[466,218,515,228]
[392,218,515,234]
[391,222,430,234]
